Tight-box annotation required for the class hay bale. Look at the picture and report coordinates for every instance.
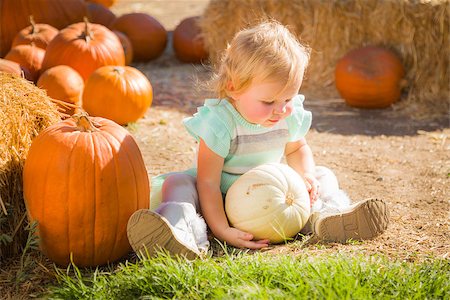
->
[199,0,449,118]
[0,72,61,260]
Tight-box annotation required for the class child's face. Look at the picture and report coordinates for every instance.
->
[230,80,300,127]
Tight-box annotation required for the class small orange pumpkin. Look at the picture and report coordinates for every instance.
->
[83,66,153,125]
[12,16,58,50]
[111,13,167,62]
[41,18,125,81]
[23,113,150,267]
[173,16,208,63]
[4,44,45,82]
[0,58,32,80]
[335,46,405,108]
[37,65,84,116]
[113,31,133,65]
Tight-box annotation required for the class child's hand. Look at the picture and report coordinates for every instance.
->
[303,172,320,207]
[219,227,270,249]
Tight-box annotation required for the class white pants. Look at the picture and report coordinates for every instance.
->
[156,166,351,249]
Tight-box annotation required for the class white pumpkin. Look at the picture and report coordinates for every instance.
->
[225,163,311,243]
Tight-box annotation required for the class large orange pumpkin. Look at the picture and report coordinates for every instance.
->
[23,113,150,267]
[335,46,405,108]
[4,44,45,82]
[111,13,167,62]
[86,2,117,28]
[83,66,153,125]
[0,0,87,57]
[173,16,208,63]
[41,19,125,81]
[12,17,59,50]
[37,65,84,116]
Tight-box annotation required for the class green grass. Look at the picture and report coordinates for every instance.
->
[46,251,449,300]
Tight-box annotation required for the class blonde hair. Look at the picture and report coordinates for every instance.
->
[208,20,310,100]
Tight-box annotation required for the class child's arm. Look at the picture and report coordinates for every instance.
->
[197,139,269,249]
[285,137,320,204]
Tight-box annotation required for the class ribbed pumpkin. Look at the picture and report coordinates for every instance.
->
[0,0,87,57]
[12,17,58,50]
[225,163,311,243]
[173,16,208,63]
[41,18,125,81]
[86,2,117,28]
[113,31,133,65]
[4,44,45,82]
[83,66,152,125]
[86,0,117,8]
[335,46,405,108]
[111,13,167,62]
[0,58,32,80]
[37,65,84,116]
[23,113,150,267]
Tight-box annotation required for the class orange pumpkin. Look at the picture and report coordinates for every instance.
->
[113,31,133,65]
[86,2,117,28]
[83,66,153,125]
[41,18,125,81]
[37,65,84,116]
[173,16,208,63]
[335,46,405,108]
[23,113,150,267]
[111,13,167,62]
[4,44,45,82]
[0,0,87,57]
[85,0,117,8]
[12,16,58,50]
[0,58,32,80]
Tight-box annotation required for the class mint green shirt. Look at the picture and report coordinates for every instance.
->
[149,94,311,210]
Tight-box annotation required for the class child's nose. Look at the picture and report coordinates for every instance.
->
[274,103,287,114]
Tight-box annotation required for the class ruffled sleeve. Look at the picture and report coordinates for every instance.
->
[285,94,312,141]
[183,99,233,158]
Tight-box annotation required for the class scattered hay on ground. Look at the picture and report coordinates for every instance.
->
[199,0,449,119]
[0,72,61,261]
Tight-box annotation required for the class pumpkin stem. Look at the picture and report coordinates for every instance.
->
[29,16,37,34]
[82,17,94,44]
[72,112,99,132]
[113,67,125,75]
[285,193,294,206]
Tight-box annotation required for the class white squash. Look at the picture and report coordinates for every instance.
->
[225,163,311,243]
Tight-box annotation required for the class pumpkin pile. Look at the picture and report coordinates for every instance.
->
[225,163,311,243]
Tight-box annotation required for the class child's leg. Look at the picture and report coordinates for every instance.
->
[301,166,389,243]
[127,174,208,258]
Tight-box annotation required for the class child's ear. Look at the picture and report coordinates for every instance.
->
[226,81,234,92]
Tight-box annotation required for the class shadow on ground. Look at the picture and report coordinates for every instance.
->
[305,98,448,136]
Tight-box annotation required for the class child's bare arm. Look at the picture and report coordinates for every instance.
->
[197,139,269,249]
[285,138,320,203]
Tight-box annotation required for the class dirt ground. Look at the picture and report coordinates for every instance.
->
[118,1,449,260]
[1,1,449,298]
